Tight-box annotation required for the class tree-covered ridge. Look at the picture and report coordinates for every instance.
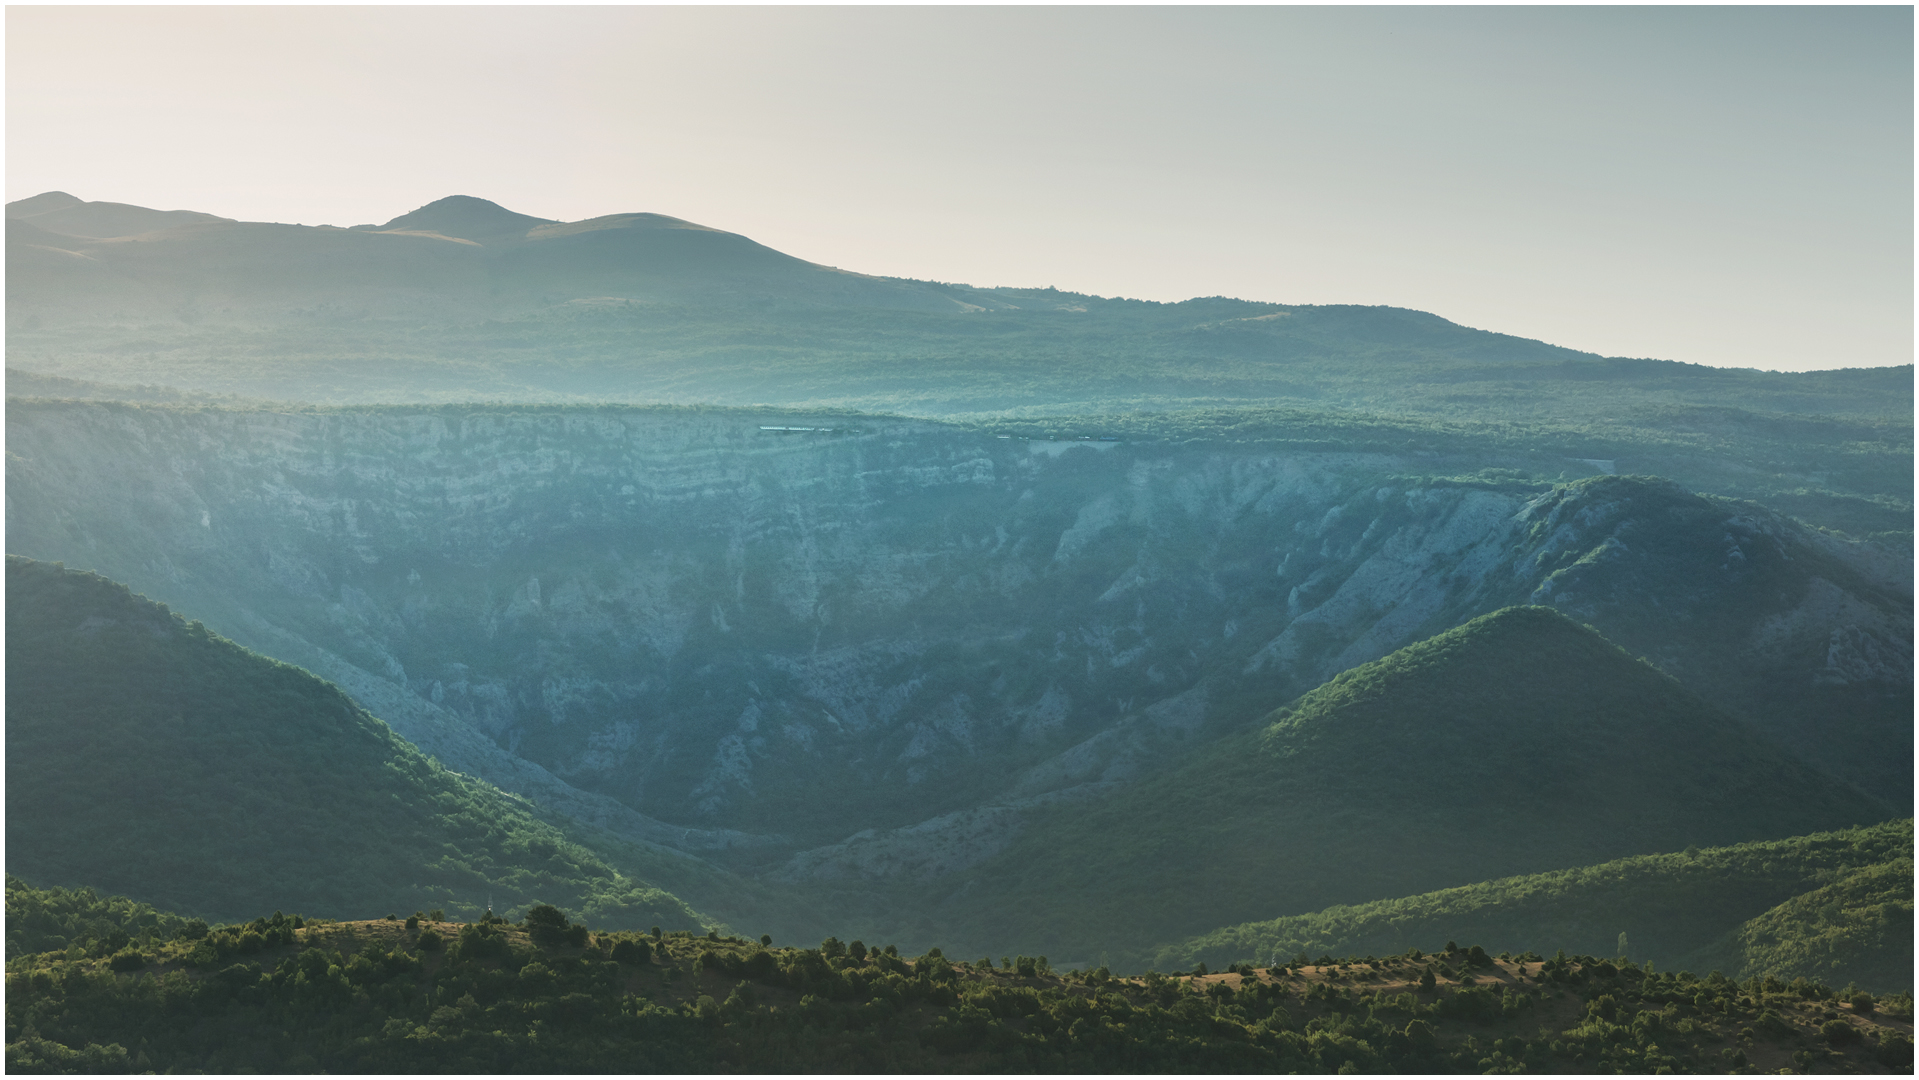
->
[4,882,1911,1074]
[935,607,1892,965]
[1155,821,1913,992]
[4,556,708,930]
[4,879,200,963]
[1692,857,1915,994]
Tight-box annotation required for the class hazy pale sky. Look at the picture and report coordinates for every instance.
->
[8,6,1912,371]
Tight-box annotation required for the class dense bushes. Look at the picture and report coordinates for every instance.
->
[9,892,1910,1075]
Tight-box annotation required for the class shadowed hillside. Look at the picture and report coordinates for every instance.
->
[4,556,711,930]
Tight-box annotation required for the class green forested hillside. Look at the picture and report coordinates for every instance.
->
[1685,856,1914,994]
[933,607,1891,964]
[5,878,1912,1074]
[4,556,708,929]
[1155,821,1912,992]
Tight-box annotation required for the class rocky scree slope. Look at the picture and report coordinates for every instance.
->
[5,403,1908,887]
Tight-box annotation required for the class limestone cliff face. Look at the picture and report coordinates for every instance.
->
[8,402,1908,870]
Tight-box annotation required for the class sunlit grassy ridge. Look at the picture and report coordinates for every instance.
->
[1153,821,1912,992]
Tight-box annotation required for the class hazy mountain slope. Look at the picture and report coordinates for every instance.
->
[3,192,980,327]
[5,191,232,238]
[1,367,246,404]
[4,556,713,930]
[3,191,84,218]
[1154,820,1912,992]
[1453,475,1912,801]
[5,219,165,322]
[6,197,1909,531]
[6,218,497,325]
[928,607,1889,963]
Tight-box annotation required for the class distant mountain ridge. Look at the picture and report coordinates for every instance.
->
[5,189,1000,321]
[6,188,1911,548]
[5,190,233,238]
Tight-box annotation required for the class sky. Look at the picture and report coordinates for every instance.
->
[7,6,1912,371]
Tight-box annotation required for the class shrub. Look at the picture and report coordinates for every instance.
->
[452,923,510,962]
[1875,1031,1914,1068]
[1822,1020,1861,1046]
[522,905,587,949]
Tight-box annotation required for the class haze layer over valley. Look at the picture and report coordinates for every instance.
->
[7,191,1911,968]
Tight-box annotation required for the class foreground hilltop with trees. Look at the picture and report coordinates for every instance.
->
[5,877,1913,1074]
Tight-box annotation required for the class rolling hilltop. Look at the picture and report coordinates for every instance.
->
[929,607,1891,964]
[5,192,984,324]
